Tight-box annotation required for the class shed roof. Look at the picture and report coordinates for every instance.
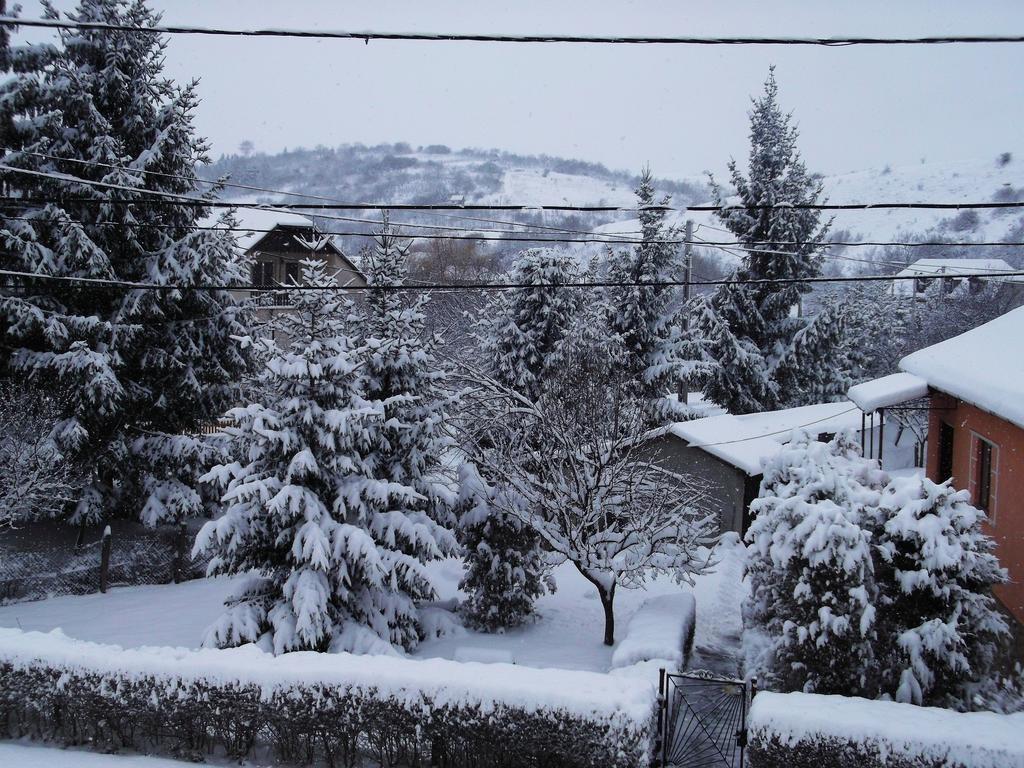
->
[847,372,929,412]
[667,401,869,476]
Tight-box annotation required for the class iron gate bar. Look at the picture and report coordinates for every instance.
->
[660,669,749,768]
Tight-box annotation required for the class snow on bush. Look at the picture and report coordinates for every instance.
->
[745,431,1008,708]
[0,628,658,768]
[611,593,695,671]
[748,691,1024,768]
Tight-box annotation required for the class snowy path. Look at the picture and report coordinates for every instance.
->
[0,542,747,675]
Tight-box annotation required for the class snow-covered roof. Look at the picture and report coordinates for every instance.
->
[899,305,1024,430]
[232,209,318,251]
[847,372,929,412]
[667,402,870,476]
[892,258,1023,295]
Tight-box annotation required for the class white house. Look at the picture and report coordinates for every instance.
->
[891,258,1022,300]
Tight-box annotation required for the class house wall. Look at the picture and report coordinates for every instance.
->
[925,392,1024,624]
[638,435,750,535]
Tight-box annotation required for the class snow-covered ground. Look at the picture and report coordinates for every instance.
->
[0,742,239,768]
[0,540,748,675]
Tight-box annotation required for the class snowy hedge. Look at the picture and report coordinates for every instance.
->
[611,594,696,671]
[748,692,1024,768]
[0,628,657,768]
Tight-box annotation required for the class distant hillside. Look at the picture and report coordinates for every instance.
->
[203,144,1024,274]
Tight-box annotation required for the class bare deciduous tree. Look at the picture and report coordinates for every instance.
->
[454,332,717,645]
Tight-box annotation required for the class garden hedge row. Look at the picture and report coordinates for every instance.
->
[747,691,1024,768]
[0,628,658,768]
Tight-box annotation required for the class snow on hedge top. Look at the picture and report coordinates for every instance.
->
[847,373,929,413]
[900,305,1024,430]
[669,402,870,475]
[749,691,1024,768]
[611,593,695,670]
[0,628,655,724]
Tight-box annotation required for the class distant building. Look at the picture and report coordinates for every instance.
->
[228,210,366,319]
[891,258,1023,301]
[640,402,898,536]
[848,306,1024,626]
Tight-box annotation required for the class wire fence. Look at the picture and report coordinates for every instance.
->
[0,527,211,605]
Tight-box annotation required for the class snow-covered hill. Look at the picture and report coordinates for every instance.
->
[204,144,1024,272]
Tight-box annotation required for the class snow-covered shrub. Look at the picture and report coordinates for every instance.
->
[748,691,1024,768]
[746,434,1010,710]
[872,476,1008,707]
[456,463,553,632]
[610,593,696,671]
[0,628,659,768]
[745,432,887,697]
[196,260,452,655]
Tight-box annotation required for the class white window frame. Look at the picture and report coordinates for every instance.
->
[968,431,999,525]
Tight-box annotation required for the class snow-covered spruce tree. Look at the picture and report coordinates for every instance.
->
[606,167,691,425]
[197,259,445,654]
[479,247,584,402]
[354,216,460,591]
[695,68,845,414]
[745,432,888,696]
[0,0,252,525]
[455,462,554,631]
[872,476,1008,707]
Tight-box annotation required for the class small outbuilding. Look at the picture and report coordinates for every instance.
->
[641,402,895,536]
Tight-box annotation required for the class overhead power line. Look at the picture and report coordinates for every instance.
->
[3,17,1024,46]
[3,268,1021,294]
[6,213,1022,254]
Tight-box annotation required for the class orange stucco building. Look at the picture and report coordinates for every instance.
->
[850,306,1024,627]
[924,394,1024,623]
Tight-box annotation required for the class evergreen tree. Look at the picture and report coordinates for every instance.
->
[456,462,553,631]
[480,248,584,402]
[606,168,688,424]
[355,215,460,601]
[197,260,446,654]
[0,0,251,524]
[873,476,1008,707]
[695,68,845,413]
[745,432,887,697]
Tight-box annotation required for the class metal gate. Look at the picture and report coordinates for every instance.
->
[657,669,750,768]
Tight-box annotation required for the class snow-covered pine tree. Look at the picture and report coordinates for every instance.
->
[0,0,251,525]
[696,68,845,414]
[479,247,584,402]
[873,476,1008,707]
[745,432,887,696]
[197,259,442,654]
[606,168,689,424]
[455,462,553,631]
[354,215,460,612]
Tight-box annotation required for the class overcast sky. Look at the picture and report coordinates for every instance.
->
[18,1,1024,178]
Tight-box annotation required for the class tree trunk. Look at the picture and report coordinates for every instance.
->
[600,586,616,646]
[574,564,617,646]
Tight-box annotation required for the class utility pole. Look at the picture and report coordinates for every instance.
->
[678,219,694,406]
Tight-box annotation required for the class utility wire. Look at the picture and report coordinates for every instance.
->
[3,211,1024,251]
[4,165,1024,214]
[3,17,1024,46]
[3,267,1022,293]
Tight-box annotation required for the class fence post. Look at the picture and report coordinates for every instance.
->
[173,520,188,584]
[99,525,112,593]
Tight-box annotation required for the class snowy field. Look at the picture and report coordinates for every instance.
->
[0,742,242,768]
[0,538,747,675]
